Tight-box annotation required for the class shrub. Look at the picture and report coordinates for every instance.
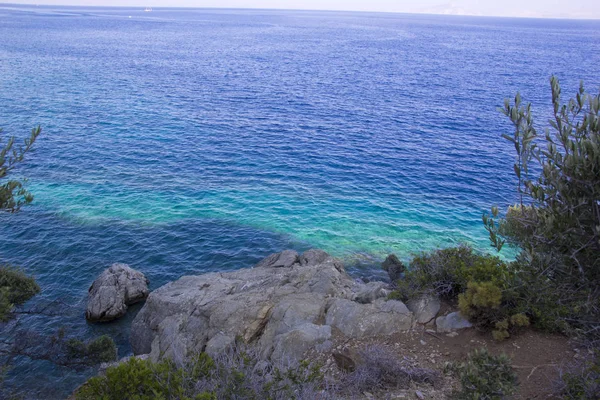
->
[558,350,600,399]
[77,356,189,400]
[77,354,214,400]
[0,265,40,321]
[387,246,530,340]
[457,281,531,340]
[389,245,511,302]
[453,348,518,399]
[510,313,530,327]
[341,345,440,393]
[483,77,600,340]
[458,282,503,328]
[196,349,325,400]
[76,348,329,400]
[459,281,503,311]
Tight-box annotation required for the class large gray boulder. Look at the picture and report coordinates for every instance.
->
[131,250,414,363]
[436,312,473,333]
[86,263,149,322]
[326,298,413,338]
[406,295,441,324]
[271,323,332,361]
[352,281,390,304]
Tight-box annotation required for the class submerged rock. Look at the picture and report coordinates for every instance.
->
[130,250,414,363]
[86,263,149,322]
[254,250,299,268]
[382,254,406,282]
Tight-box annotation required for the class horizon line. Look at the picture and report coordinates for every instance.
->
[1,2,600,21]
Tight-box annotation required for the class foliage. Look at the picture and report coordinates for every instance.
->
[77,356,184,400]
[0,266,40,321]
[65,335,118,365]
[76,349,329,400]
[341,345,440,392]
[558,350,600,399]
[387,246,531,340]
[0,126,41,212]
[560,349,600,400]
[87,336,118,364]
[458,282,503,325]
[459,281,503,311]
[0,127,41,318]
[389,245,511,301]
[456,281,530,340]
[452,348,518,400]
[483,77,600,340]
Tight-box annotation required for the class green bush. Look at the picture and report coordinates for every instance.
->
[457,281,530,341]
[0,265,40,321]
[76,350,326,400]
[458,282,503,325]
[559,350,600,399]
[459,281,503,311]
[389,245,511,302]
[483,77,600,339]
[453,348,518,399]
[387,246,531,340]
[77,355,215,400]
[77,356,190,400]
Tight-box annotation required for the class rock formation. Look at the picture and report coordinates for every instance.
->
[86,263,149,322]
[130,250,414,363]
[382,254,406,282]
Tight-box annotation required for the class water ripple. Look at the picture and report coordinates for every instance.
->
[1,6,599,398]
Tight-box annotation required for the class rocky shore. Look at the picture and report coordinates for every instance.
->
[93,249,464,364]
[82,249,574,399]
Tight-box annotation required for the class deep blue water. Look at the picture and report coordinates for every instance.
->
[1,5,599,398]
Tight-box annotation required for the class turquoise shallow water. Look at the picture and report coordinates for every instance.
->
[0,5,599,398]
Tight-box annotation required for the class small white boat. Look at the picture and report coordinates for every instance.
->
[144,7,153,12]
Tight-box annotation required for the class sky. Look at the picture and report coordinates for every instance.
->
[3,0,600,19]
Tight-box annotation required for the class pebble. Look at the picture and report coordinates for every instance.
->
[415,390,425,399]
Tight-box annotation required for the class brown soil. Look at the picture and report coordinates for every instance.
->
[311,325,575,399]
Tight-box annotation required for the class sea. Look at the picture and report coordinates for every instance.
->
[0,4,599,398]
